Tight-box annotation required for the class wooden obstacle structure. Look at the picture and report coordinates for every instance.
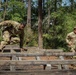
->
[0,45,76,75]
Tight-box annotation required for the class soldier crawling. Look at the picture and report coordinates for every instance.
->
[0,20,26,52]
[66,26,76,52]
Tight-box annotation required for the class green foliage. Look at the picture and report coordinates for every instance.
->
[0,0,26,22]
[11,13,23,22]
[24,25,38,47]
[43,1,76,50]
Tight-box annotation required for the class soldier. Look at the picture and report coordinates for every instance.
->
[66,26,76,52]
[0,20,26,52]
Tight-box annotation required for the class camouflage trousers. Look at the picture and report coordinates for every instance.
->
[70,44,76,52]
[0,31,20,50]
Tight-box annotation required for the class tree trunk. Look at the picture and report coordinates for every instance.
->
[70,0,74,11]
[27,0,31,26]
[53,0,57,35]
[0,1,1,8]
[38,0,43,48]
[25,0,33,45]
[47,1,51,28]
[3,0,7,20]
[54,0,57,11]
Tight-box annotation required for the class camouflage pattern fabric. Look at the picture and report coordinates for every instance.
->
[0,20,24,50]
[66,32,76,52]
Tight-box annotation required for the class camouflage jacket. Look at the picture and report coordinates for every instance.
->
[0,20,24,48]
[66,32,76,45]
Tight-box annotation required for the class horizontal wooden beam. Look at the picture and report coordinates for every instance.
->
[0,60,76,65]
[0,70,76,75]
[3,45,62,49]
[2,48,63,52]
[0,52,75,57]
[3,45,63,52]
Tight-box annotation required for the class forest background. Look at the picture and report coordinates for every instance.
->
[0,0,76,51]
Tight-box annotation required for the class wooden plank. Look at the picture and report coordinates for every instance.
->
[0,52,75,57]
[0,65,43,70]
[35,56,46,70]
[35,56,41,60]
[3,45,63,52]
[45,64,52,70]
[0,60,76,65]
[45,52,76,56]
[3,49,63,52]
[0,69,76,75]
[10,48,19,71]
[59,56,69,70]
[35,56,52,70]
[10,55,18,71]
[4,45,19,48]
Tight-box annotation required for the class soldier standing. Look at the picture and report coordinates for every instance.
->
[0,20,26,51]
[66,26,76,52]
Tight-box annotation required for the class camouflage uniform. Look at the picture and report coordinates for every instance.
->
[0,20,24,49]
[66,32,76,52]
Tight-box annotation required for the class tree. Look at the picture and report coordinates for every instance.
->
[0,0,1,8]
[3,0,8,20]
[25,0,33,46]
[38,0,43,48]
[27,0,31,26]
[70,0,74,11]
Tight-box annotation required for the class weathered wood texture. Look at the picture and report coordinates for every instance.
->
[0,59,76,65]
[0,45,76,75]
[0,52,75,57]
[0,70,76,75]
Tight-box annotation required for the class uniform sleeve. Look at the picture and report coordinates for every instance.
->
[10,21,21,30]
[0,20,20,29]
[19,30,24,48]
[0,21,11,26]
[66,33,72,44]
[66,34,70,44]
